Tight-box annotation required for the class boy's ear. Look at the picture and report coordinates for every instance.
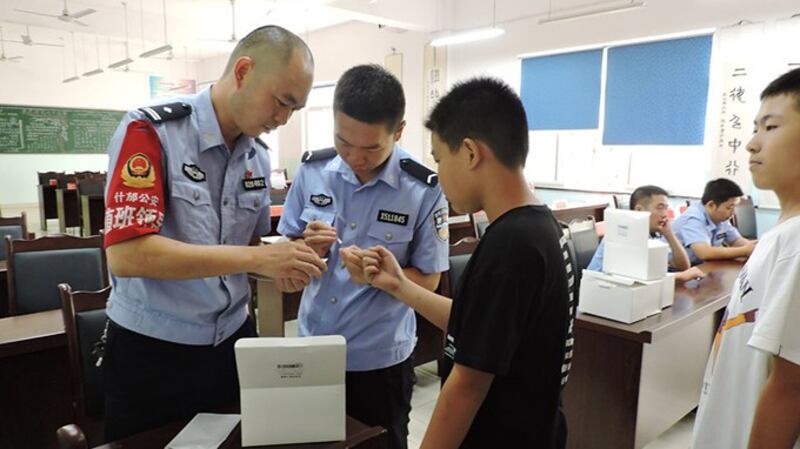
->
[461,138,484,170]
[633,204,644,212]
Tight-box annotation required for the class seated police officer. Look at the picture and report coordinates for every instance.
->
[101,26,326,440]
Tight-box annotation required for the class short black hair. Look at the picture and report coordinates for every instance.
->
[761,67,800,111]
[223,25,313,76]
[425,77,529,169]
[333,64,405,131]
[630,185,669,210]
[702,178,743,205]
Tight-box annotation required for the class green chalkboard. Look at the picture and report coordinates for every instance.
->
[0,104,125,154]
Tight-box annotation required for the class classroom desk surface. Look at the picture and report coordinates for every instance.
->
[93,413,386,449]
[575,260,742,343]
[564,260,743,449]
[551,202,608,223]
[0,309,72,449]
[0,308,65,358]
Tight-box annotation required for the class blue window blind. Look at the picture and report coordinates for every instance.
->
[602,35,713,145]
[520,49,602,130]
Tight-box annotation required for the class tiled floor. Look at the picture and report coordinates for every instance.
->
[406,361,695,449]
[288,306,696,448]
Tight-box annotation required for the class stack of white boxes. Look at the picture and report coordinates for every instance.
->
[578,209,676,324]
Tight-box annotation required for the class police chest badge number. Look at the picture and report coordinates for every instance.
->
[377,210,409,226]
[121,153,156,189]
[182,163,206,182]
[433,206,449,242]
[310,194,333,207]
[242,177,267,191]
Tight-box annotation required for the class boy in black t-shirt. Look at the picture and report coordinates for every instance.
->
[358,78,576,449]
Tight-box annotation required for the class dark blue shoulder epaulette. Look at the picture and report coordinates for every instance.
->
[400,158,438,187]
[138,102,192,124]
[255,137,269,151]
[302,147,337,163]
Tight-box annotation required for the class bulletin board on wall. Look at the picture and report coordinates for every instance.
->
[0,104,124,154]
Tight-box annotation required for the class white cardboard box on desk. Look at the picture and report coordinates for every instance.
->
[603,239,669,281]
[604,208,651,246]
[579,270,664,323]
[235,335,346,447]
[660,272,676,309]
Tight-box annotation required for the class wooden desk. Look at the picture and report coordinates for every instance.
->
[552,202,608,223]
[94,413,387,449]
[56,188,81,233]
[563,260,742,449]
[38,184,58,231]
[81,194,105,236]
[0,309,72,449]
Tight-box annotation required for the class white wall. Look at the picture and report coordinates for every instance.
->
[0,45,198,206]
[195,21,431,179]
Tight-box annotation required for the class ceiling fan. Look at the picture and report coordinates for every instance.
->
[15,0,96,28]
[8,25,65,48]
[0,26,23,63]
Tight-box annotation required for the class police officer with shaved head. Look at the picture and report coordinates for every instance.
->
[101,26,326,440]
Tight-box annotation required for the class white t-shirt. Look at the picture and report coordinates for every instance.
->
[692,215,800,449]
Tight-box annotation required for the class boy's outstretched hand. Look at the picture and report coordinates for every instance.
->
[362,246,405,294]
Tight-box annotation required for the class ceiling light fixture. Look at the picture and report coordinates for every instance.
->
[539,0,645,25]
[109,1,135,68]
[140,0,172,58]
[431,0,504,47]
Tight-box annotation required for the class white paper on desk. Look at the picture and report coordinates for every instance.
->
[165,413,240,449]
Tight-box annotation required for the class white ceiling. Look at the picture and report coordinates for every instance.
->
[0,0,798,63]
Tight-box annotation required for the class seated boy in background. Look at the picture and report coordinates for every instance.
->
[587,185,705,281]
[672,178,756,265]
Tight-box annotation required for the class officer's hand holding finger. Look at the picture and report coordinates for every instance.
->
[362,246,404,294]
[256,241,327,281]
[275,276,307,293]
[339,245,368,285]
[303,221,338,257]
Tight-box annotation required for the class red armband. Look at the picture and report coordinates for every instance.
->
[104,120,166,248]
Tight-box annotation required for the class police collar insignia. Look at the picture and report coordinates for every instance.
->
[310,194,333,207]
[182,163,206,182]
[122,153,156,189]
[377,210,409,226]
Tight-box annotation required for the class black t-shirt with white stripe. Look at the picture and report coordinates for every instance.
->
[441,205,575,449]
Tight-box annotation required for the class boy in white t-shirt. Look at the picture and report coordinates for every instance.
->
[691,68,800,449]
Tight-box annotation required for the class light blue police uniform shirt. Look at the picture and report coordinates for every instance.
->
[278,146,449,371]
[105,87,272,346]
[586,234,673,272]
[672,202,741,265]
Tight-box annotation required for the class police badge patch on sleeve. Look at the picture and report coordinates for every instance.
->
[182,163,206,182]
[433,206,449,242]
[310,194,333,207]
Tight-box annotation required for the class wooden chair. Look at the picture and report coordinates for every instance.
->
[6,234,107,315]
[38,171,66,231]
[613,194,631,210]
[567,217,600,273]
[732,195,757,239]
[76,176,106,236]
[0,212,28,261]
[56,424,89,449]
[59,284,110,446]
